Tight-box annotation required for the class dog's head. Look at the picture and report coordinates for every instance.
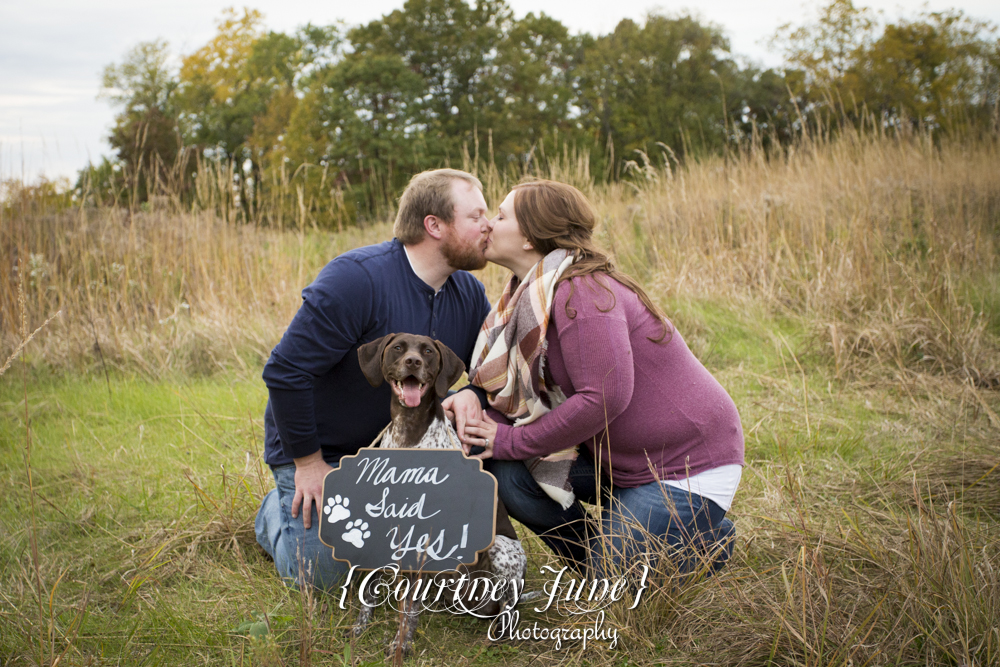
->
[357,333,466,408]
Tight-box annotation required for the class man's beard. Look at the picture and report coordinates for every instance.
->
[441,225,487,271]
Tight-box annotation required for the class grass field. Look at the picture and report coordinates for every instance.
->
[2,129,999,665]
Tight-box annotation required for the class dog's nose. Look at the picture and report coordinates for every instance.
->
[404,356,422,368]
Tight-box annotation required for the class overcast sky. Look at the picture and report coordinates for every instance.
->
[2,0,998,182]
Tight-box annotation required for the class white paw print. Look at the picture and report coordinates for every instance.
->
[324,495,351,524]
[341,520,371,548]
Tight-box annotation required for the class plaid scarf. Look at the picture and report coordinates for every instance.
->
[469,248,578,509]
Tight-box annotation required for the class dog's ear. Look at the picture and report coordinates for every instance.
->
[433,340,466,397]
[357,334,398,388]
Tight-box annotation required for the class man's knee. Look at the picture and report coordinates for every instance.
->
[282,545,350,591]
[269,521,350,591]
[260,465,351,591]
[255,488,280,559]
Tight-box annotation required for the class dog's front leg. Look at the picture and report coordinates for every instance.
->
[350,573,379,637]
[489,535,527,612]
[352,603,375,638]
[387,573,419,659]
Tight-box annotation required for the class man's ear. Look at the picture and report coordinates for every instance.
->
[423,214,445,240]
[357,334,398,388]
[433,340,466,397]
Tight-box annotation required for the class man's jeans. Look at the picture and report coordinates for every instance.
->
[488,451,735,577]
[255,463,351,590]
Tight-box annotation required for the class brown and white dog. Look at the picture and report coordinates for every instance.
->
[354,333,526,657]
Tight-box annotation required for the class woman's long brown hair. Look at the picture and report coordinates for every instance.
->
[511,179,671,342]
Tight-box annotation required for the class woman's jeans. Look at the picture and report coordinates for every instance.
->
[255,463,351,590]
[488,451,735,577]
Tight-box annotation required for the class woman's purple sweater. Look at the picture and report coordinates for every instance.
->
[489,274,745,488]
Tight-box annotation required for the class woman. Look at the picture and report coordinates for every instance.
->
[453,180,744,577]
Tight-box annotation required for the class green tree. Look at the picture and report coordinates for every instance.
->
[480,12,586,158]
[577,14,744,160]
[288,52,426,167]
[100,39,181,192]
[283,51,427,223]
[348,0,512,158]
[727,67,805,148]
[856,11,1000,130]
[246,24,343,159]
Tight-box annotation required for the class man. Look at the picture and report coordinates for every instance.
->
[255,169,492,589]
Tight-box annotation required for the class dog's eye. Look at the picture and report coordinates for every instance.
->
[425,348,433,355]
[394,345,402,351]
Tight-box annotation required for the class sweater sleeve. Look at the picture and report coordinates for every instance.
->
[262,258,375,459]
[490,302,635,461]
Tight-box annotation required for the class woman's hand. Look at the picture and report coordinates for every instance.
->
[463,413,498,459]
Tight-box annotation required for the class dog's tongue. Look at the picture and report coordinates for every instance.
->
[401,377,422,407]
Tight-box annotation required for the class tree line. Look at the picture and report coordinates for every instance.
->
[81,0,1000,225]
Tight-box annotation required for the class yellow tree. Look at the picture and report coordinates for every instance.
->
[771,0,877,111]
[856,11,1000,131]
[177,7,267,153]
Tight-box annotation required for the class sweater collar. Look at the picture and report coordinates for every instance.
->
[396,239,449,295]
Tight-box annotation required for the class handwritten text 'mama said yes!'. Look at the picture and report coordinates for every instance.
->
[354,455,469,562]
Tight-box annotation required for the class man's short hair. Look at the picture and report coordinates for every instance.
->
[394,169,484,244]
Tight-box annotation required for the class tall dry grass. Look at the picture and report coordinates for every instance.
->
[570,452,1000,666]
[599,131,999,386]
[3,129,997,384]
[0,206,390,376]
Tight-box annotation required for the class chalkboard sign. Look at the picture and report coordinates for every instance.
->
[318,448,498,572]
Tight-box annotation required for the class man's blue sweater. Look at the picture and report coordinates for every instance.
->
[262,239,491,467]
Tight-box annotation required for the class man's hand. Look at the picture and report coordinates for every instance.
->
[292,450,334,529]
[442,389,484,454]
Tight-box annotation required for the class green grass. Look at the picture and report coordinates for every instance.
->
[2,298,998,666]
[0,374,281,664]
[963,276,1000,340]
